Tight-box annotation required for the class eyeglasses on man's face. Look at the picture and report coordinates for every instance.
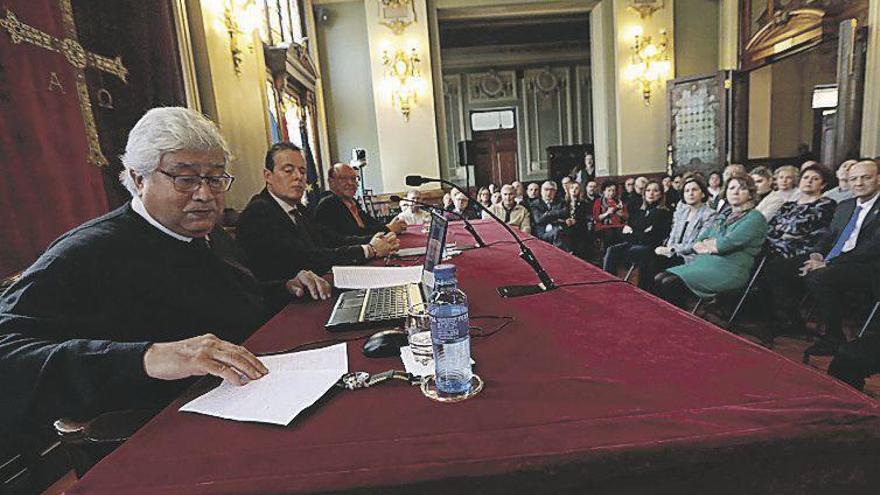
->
[157,169,235,193]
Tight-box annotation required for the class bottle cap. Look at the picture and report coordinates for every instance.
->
[433,264,457,283]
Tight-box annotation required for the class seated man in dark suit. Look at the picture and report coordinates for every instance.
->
[0,107,329,433]
[237,142,399,280]
[532,181,570,249]
[314,163,407,237]
[800,160,880,358]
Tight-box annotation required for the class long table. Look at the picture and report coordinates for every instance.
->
[69,220,880,494]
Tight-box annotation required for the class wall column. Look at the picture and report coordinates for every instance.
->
[364,0,441,192]
[861,0,880,158]
[590,0,619,176]
[612,0,675,175]
[718,0,739,70]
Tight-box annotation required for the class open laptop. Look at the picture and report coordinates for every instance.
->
[325,211,448,332]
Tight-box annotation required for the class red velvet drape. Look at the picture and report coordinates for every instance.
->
[0,0,109,277]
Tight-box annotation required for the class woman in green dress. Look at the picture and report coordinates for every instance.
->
[654,173,767,309]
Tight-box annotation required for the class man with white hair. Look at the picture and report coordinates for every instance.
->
[484,184,531,234]
[531,180,569,247]
[0,107,327,430]
[447,189,480,220]
[823,160,857,203]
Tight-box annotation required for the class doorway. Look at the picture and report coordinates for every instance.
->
[471,109,518,187]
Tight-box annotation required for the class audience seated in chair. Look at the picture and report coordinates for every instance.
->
[484,184,531,234]
[662,175,680,210]
[314,163,407,237]
[620,177,637,208]
[624,176,649,214]
[237,142,400,281]
[593,181,629,253]
[560,182,594,257]
[655,173,767,309]
[532,181,570,249]
[0,107,329,440]
[651,176,714,292]
[395,189,433,226]
[709,164,746,213]
[477,187,492,210]
[603,180,672,290]
[525,182,541,209]
[824,160,857,204]
[706,171,723,204]
[442,192,454,211]
[749,166,774,205]
[799,160,880,357]
[761,164,836,338]
[512,181,526,206]
[757,165,800,220]
[446,189,481,220]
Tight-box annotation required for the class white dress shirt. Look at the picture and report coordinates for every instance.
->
[841,192,879,253]
[131,195,192,242]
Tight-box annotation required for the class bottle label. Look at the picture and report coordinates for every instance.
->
[431,312,469,341]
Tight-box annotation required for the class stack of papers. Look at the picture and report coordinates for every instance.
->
[180,343,348,425]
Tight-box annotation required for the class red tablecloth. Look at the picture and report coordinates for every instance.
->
[69,220,880,494]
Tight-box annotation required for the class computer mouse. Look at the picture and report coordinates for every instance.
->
[363,329,409,358]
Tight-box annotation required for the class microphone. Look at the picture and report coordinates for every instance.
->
[404,175,556,298]
[389,195,486,248]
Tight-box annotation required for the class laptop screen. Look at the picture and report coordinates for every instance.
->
[421,210,448,293]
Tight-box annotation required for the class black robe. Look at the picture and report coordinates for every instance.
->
[0,204,286,429]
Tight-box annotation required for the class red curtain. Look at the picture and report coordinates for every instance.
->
[0,0,109,277]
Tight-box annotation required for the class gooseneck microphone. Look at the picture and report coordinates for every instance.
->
[405,175,557,298]
[388,195,486,248]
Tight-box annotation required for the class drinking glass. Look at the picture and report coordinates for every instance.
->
[405,303,433,365]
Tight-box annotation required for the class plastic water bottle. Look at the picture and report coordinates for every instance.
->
[428,264,472,397]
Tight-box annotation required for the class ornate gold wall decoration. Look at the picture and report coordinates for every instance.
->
[627,0,665,19]
[378,0,416,35]
[0,1,129,166]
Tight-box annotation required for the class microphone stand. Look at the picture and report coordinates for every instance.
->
[406,177,557,298]
[389,195,486,248]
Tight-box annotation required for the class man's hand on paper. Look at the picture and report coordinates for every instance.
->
[287,270,332,300]
[143,333,268,386]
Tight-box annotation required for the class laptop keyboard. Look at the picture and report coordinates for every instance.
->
[364,286,409,321]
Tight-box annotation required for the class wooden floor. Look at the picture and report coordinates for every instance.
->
[619,264,880,399]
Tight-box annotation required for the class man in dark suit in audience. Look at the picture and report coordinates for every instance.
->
[314,163,407,237]
[532,181,570,249]
[237,143,400,281]
[0,108,329,432]
[800,160,880,358]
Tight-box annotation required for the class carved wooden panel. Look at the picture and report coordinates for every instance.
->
[740,0,868,70]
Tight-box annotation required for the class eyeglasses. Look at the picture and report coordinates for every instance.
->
[336,175,360,184]
[157,170,235,192]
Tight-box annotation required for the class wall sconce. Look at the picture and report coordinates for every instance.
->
[223,0,260,77]
[382,46,422,121]
[623,26,671,105]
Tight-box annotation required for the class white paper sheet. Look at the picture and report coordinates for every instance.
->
[179,343,348,425]
[331,265,422,289]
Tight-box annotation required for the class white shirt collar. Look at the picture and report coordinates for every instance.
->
[267,189,300,214]
[130,196,193,242]
[856,191,879,210]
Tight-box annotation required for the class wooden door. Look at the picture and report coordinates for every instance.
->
[472,129,518,187]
